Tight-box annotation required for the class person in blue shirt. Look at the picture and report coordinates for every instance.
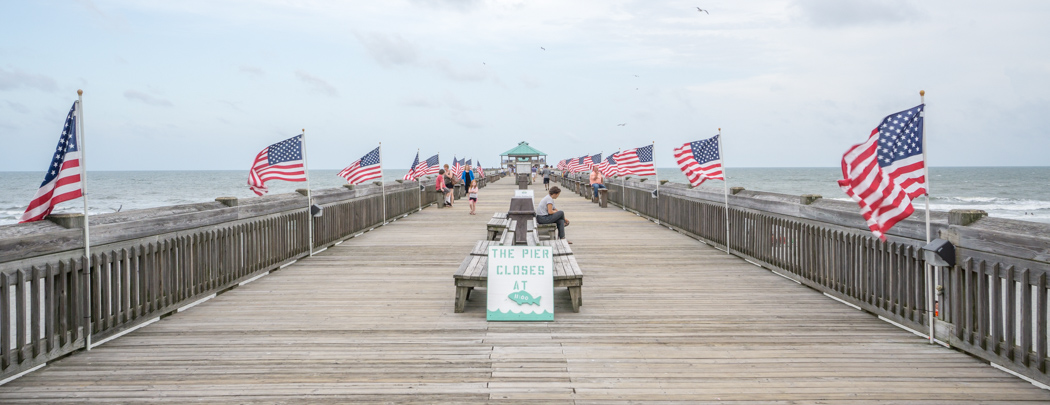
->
[461,164,475,196]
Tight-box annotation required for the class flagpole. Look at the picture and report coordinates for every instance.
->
[77,89,94,350]
[718,128,731,255]
[652,141,661,225]
[380,142,388,225]
[417,148,422,213]
[920,90,935,344]
[301,129,314,257]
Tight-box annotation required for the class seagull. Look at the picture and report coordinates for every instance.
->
[696,7,709,14]
[617,123,626,126]
[634,75,640,77]
[540,47,546,50]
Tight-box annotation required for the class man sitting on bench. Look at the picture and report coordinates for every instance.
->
[536,186,571,244]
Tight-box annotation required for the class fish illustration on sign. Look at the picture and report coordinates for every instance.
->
[508,290,541,306]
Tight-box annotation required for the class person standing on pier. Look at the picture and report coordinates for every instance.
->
[461,163,475,195]
[589,167,606,200]
[542,165,551,190]
[536,186,570,243]
[468,180,479,215]
[442,164,456,207]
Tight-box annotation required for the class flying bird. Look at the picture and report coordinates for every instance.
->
[617,123,626,126]
[634,75,640,77]
[540,47,546,50]
[696,7,709,14]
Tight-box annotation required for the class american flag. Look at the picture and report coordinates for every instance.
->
[557,159,567,171]
[838,104,926,240]
[597,153,618,177]
[674,135,724,187]
[248,134,307,196]
[20,102,83,223]
[588,153,602,171]
[566,156,586,173]
[476,161,485,178]
[403,152,421,180]
[616,145,657,176]
[451,157,464,177]
[465,158,472,166]
[419,154,440,176]
[338,146,383,185]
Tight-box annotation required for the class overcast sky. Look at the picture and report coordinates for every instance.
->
[1,0,1048,171]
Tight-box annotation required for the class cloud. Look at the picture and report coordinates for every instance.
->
[294,70,338,97]
[5,101,30,114]
[0,67,58,92]
[793,0,926,27]
[520,74,541,89]
[407,0,483,12]
[451,110,484,128]
[433,58,490,82]
[123,90,173,107]
[239,65,265,76]
[400,95,441,108]
[355,32,421,68]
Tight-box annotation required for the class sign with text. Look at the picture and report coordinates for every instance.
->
[514,189,534,198]
[487,246,554,321]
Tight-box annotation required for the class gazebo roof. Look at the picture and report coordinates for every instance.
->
[500,141,546,157]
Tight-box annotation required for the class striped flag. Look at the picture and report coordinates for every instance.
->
[249,135,307,196]
[674,135,724,187]
[838,104,926,240]
[451,157,463,177]
[616,145,657,176]
[557,159,567,171]
[566,156,585,173]
[338,146,383,185]
[597,153,618,177]
[403,151,421,180]
[587,153,601,172]
[477,161,485,178]
[20,102,83,222]
[419,154,440,176]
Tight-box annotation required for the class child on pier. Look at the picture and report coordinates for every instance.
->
[468,180,479,215]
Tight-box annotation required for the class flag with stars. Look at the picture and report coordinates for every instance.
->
[465,158,472,167]
[339,146,383,185]
[451,156,463,177]
[674,135,724,187]
[248,135,307,196]
[420,154,440,176]
[838,104,926,240]
[477,161,485,178]
[20,102,83,222]
[403,151,421,180]
[588,153,602,171]
[616,144,657,176]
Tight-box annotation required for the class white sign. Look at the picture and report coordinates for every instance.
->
[487,246,554,321]
[514,189,534,198]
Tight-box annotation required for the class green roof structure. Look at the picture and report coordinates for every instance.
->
[500,142,546,157]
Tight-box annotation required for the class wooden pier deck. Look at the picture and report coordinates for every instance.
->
[1,180,1046,403]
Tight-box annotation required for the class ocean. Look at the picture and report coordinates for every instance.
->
[1,167,1048,226]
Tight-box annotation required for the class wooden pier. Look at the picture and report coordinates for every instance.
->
[1,179,1046,403]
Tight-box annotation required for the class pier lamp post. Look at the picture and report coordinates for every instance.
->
[922,239,955,345]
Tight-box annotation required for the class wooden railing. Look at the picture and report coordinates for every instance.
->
[0,178,459,380]
[556,172,1050,385]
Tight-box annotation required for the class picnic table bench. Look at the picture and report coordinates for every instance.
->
[490,212,556,241]
[454,234,582,313]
